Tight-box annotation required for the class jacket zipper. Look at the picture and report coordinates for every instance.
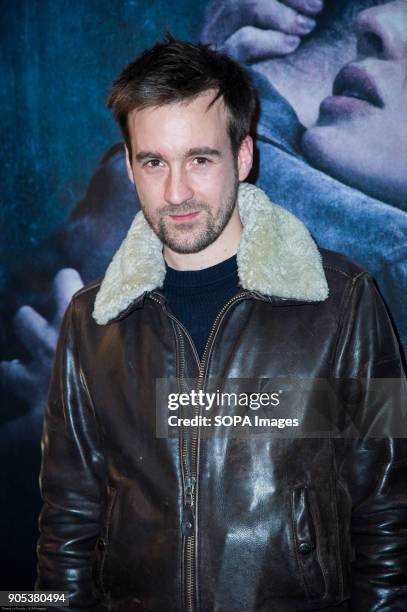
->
[150,290,249,612]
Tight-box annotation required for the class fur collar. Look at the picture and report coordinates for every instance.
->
[93,183,328,325]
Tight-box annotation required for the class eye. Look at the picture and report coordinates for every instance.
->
[144,159,163,168]
[193,157,210,166]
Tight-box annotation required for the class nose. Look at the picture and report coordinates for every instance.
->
[354,1,407,60]
[164,168,194,206]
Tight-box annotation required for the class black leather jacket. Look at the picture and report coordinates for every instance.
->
[37,185,407,611]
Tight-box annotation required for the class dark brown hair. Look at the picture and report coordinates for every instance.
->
[107,35,257,162]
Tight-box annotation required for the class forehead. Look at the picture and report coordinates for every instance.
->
[127,91,230,153]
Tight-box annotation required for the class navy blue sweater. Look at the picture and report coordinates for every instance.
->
[163,255,240,360]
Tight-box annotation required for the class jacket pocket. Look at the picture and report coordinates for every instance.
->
[291,485,326,600]
[93,485,117,596]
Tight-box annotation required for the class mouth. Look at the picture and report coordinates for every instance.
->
[332,65,384,108]
[168,211,201,222]
[317,64,384,124]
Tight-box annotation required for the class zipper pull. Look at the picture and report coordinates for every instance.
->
[182,476,196,537]
[185,476,196,507]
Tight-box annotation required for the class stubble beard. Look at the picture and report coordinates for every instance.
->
[140,173,239,254]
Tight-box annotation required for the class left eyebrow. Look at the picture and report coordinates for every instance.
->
[135,147,222,164]
[185,147,222,158]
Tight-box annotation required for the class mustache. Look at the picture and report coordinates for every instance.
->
[159,200,210,216]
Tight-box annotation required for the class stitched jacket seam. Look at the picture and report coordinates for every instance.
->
[329,272,368,378]
[72,296,105,453]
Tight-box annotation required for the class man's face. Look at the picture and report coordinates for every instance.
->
[302,0,407,209]
[125,91,252,255]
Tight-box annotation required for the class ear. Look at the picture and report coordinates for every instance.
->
[237,135,253,182]
[124,145,135,185]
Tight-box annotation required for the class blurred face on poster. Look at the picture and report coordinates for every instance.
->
[302,0,407,209]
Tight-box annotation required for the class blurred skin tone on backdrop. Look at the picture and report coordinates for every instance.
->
[302,0,407,208]
[202,0,356,126]
[204,0,407,208]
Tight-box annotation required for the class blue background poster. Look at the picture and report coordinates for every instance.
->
[1,0,406,589]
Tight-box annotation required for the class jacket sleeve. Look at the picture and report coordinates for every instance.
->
[36,295,106,609]
[332,272,407,610]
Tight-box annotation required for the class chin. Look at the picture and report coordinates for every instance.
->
[163,234,215,255]
[302,125,348,178]
[302,127,406,209]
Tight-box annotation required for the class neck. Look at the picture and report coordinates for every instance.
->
[163,206,243,271]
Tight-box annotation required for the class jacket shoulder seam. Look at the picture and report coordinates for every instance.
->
[323,264,366,282]
[328,272,368,375]
[71,298,103,435]
[72,280,102,299]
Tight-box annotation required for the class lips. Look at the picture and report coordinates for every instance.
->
[332,65,384,108]
[169,211,201,222]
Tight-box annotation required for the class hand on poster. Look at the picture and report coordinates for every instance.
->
[0,268,83,416]
[202,0,325,61]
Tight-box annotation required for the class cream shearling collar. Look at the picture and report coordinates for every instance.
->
[93,183,328,325]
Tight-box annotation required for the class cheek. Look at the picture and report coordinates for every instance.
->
[302,123,372,174]
[305,114,405,174]
[187,166,230,199]
[134,170,164,196]
[133,178,164,220]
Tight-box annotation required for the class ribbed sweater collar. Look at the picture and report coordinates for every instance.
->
[164,254,238,290]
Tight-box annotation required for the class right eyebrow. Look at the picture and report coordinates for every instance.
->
[135,151,166,163]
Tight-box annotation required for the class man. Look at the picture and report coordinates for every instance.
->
[31,32,407,612]
[0,0,400,597]
[36,38,407,611]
